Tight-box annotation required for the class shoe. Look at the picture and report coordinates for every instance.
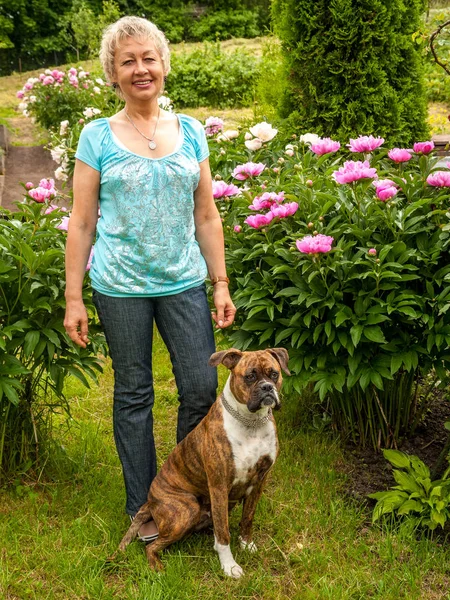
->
[130,515,159,543]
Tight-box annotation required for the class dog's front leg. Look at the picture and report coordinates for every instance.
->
[209,484,243,579]
[239,483,266,554]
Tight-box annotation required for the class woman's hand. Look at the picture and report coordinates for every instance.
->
[64,299,89,348]
[211,283,236,329]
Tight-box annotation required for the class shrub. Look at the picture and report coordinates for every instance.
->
[369,450,450,532]
[188,10,262,41]
[0,196,106,480]
[208,123,450,448]
[271,0,429,145]
[167,43,260,108]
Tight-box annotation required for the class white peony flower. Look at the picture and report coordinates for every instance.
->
[55,166,68,181]
[93,86,101,94]
[299,133,320,146]
[83,107,101,118]
[223,129,239,140]
[244,132,253,140]
[245,138,263,151]
[158,95,173,111]
[249,121,278,142]
[29,95,37,103]
[95,77,104,86]
[50,146,66,164]
[18,102,28,111]
[59,120,69,136]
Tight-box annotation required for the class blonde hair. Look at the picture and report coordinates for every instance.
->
[100,16,171,92]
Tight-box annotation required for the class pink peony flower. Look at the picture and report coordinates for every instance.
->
[270,202,299,218]
[39,178,56,190]
[68,67,77,76]
[234,225,242,233]
[16,90,25,99]
[348,135,384,153]
[373,179,398,201]
[388,148,412,163]
[205,116,224,136]
[310,137,341,156]
[232,162,265,180]
[296,234,334,254]
[42,75,55,86]
[244,212,274,228]
[368,248,377,256]
[413,141,435,154]
[57,216,70,231]
[44,204,59,214]
[332,160,377,184]
[212,180,240,199]
[25,182,34,189]
[426,171,450,187]
[28,187,54,203]
[86,246,94,271]
[249,191,285,210]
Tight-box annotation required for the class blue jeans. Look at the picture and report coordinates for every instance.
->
[92,284,217,515]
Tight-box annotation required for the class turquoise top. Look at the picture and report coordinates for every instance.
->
[75,114,209,297]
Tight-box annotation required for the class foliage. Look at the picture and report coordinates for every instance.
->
[369,450,450,532]
[422,8,450,104]
[0,200,106,480]
[188,10,262,41]
[207,125,450,448]
[271,0,429,145]
[168,43,260,109]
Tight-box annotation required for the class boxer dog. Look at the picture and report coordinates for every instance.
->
[113,347,290,578]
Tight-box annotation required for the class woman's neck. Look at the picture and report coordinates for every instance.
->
[124,100,160,121]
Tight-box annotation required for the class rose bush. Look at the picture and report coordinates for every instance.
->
[207,127,450,448]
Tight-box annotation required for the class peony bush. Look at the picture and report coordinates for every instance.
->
[207,123,450,448]
[15,67,450,448]
[0,194,105,478]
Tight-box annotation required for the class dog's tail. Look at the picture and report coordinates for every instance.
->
[117,504,153,552]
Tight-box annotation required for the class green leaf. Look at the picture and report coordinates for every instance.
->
[393,470,422,494]
[397,499,423,515]
[23,331,40,357]
[363,326,386,344]
[383,450,411,469]
[350,324,363,347]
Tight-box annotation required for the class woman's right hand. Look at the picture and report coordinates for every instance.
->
[64,299,89,348]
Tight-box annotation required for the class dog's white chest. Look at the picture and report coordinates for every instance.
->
[222,411,277,486]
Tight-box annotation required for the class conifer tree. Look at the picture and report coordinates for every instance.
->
[272,0,429,144]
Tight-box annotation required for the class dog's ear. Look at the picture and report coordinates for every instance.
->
[209,349,243,370]
[267,348,291,375]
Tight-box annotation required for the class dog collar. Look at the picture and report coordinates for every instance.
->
[220,393,272,429]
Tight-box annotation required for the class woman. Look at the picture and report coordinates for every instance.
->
[64,16,236,542]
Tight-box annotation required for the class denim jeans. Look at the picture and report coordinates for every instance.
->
[92,284,217,515]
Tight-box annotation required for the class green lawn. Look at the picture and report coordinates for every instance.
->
[2,331,450,599]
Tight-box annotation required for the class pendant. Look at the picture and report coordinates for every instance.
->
[148,141,156,150]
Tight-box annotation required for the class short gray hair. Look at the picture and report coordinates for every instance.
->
[100,16,171,88]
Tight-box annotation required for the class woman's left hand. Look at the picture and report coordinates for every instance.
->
[211,283,236,329]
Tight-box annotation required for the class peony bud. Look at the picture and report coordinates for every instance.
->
[368,248,377,256]
[214,174,222,180]
[308,222,314,228]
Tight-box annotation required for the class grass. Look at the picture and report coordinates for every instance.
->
[2,332,450,599]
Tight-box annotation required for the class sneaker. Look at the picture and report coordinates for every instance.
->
[130,515,159,543]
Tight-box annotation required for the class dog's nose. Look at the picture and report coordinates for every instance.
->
[260,383,275,392]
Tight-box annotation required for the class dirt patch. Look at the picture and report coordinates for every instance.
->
[343,396,450,500]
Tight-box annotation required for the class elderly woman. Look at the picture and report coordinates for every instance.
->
[64,16,235,542]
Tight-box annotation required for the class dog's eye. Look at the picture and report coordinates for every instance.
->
[270,372,279,381]
[245,373,256,383]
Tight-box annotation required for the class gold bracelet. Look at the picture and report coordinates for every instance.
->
[211,276,230,285]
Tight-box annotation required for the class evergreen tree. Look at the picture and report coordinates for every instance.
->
[272,0,429,144]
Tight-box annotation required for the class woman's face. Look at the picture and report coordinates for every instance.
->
[113,36,165,104]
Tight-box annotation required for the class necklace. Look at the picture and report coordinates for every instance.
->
[125,108,160,150]
[220,393,272,430]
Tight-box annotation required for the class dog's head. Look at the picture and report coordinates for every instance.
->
[209,348,290,412]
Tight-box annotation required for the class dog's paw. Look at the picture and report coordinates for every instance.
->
[239,536,257,553]
[223,561,244,579]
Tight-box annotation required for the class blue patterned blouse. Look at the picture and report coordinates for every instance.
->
[75,114,209,297]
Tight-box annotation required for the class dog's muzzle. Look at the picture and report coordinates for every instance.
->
[247,381,280,412]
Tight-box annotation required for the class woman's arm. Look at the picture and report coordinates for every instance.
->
[194,159,236,329]
[64,159,100,347]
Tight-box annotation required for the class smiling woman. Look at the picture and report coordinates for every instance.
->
[63,16,236,546]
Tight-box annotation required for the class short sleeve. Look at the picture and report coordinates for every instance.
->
[75,120,104,171]
[195,124,210,163]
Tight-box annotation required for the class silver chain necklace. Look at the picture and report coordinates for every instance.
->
[220,393,272,429]
[125,108,160,150]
